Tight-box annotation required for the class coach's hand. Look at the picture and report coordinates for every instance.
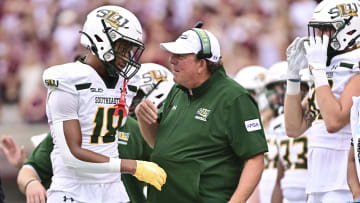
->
[133,160,167,191]
[135,99,158,124]
[26,179,47,203]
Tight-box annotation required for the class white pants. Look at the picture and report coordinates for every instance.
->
[283,187,306,203]
[306,190,352,203]
[47,181,129,203]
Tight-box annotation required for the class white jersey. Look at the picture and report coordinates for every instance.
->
[43,61,138,185]
[306,49,360,194]
[351,96,360,184]
[259,122,279,203]
[272,114,308,202]
[307,49,360,149]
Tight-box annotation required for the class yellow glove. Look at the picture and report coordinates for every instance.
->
[133,160,167,191]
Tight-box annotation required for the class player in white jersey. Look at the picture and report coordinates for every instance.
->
[284,0,360,202]
[348,97,360,202]
[43,6,166,203]
[254,62,286,203]
[234,66,269,113]
[267,62,311,203]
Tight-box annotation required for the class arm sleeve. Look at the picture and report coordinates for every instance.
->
[227,95,268,160]
[48,90,121,173]
[47,89,78,122]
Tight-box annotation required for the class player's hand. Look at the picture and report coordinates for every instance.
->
[0,136,27,169]
[304,35,328,69]
[286,37,308,80]
[135,99,158,124]
[133,160,167,191]
[26,180,47,203]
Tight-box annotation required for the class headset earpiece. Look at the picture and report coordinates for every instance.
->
[191,28,212,60]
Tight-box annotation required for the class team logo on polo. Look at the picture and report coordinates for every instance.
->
[245,119,262,132]
[117,131,130,145]
[195,108,211,121]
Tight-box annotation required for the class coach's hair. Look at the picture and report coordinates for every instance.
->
[206,59,223,74]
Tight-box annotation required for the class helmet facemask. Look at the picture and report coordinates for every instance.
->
[266,82,286,116]
[128,80,164,118]
[307,22,338,65]
[101,20,144,79]
[266,81,309,116]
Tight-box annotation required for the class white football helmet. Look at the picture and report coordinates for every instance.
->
[308,0,360,52]
[265,61,288,88]
[266,61,310,114]
[80,6,145,79]
[129,63,174,117]
[234,66,269,111]
[265,61,288,115]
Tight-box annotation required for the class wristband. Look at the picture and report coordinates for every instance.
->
[286,80,300,95]
[309,64,328,88]
[109,157,121,173]
[24,179,38,192]
[312,68,328,88]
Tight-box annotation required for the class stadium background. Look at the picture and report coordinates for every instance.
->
[0,0,320,202]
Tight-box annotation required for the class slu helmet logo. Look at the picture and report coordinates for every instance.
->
[96,9,130,29]
[330,3,359,19]
[195,108,211,121]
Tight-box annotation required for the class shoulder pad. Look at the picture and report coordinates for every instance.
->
[43,62,93,94]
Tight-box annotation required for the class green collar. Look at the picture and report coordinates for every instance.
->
[176,66,226,98]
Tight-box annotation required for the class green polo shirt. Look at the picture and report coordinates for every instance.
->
[147,67,268,203]
[25,132,53,189]
[25,117,151,203]
[118,117,152,203]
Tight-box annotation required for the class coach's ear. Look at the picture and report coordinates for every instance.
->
[197,59,207,74]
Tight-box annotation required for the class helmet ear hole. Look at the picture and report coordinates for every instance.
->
[347,30,356,35]
[155,93,164,99]
[95,35,103,42]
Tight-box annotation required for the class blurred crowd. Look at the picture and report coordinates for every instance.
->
[0,0,318,123]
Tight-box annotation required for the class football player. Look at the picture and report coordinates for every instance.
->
[234,65,275,203]
[41,6,166,203]
[267,62,310,203]
[15,63,174,203]
[284,0,360,201]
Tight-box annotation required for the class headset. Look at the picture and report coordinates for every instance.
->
[191,21,212,60]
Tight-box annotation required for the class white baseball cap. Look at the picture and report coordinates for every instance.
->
[160,29,221,63]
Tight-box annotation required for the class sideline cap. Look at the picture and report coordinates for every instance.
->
[160,29,221,63]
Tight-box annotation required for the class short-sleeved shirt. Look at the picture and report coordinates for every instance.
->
[117,117,152,203]
[25,132,53,189]
[147,67,268,203]
[24,117,151,203]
